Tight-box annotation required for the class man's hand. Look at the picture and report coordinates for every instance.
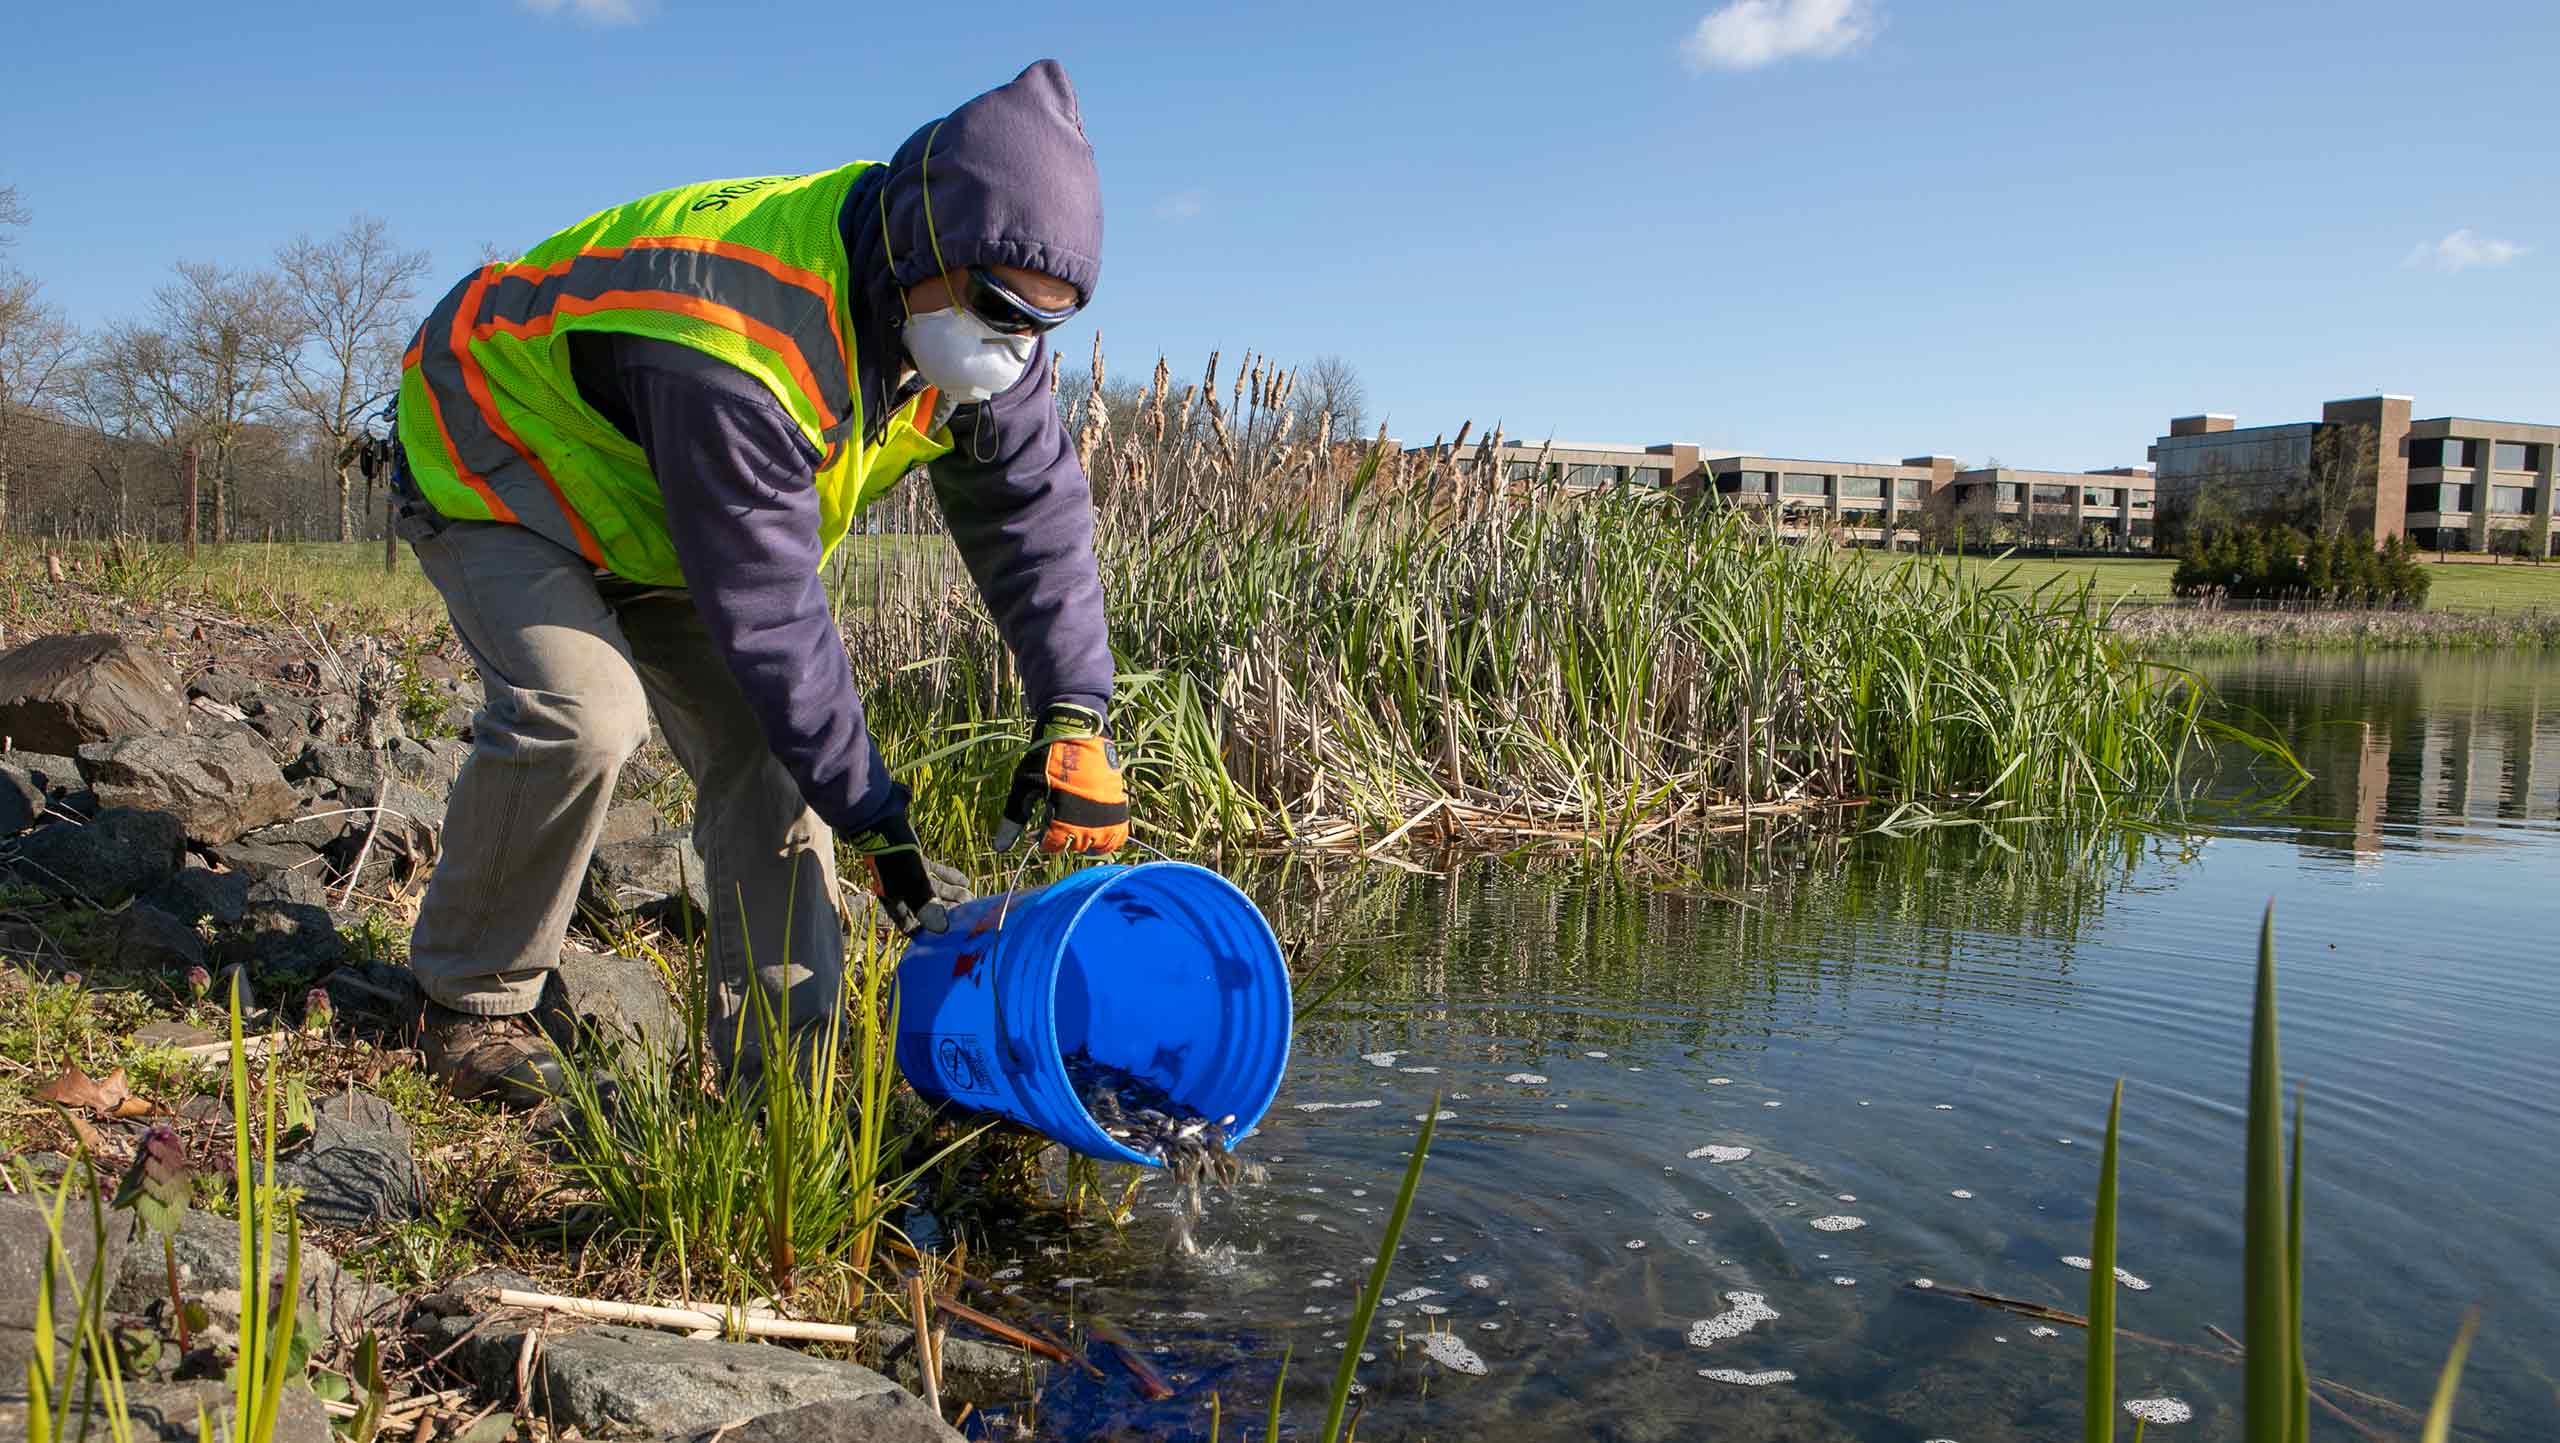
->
[992,703,1128,855]
[848,810,971,935]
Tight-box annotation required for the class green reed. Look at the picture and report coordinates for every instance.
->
[2081,908,2475,1442]
[836,349,2247,865]
[1317,1094,1439,1443]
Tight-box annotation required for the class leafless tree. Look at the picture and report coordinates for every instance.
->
[0,268,82,533]
[0,185,28,241]
[274,216,429,541]
[147,261,304,545]
[2299,420,2377,538]
[1293,353,1368,448]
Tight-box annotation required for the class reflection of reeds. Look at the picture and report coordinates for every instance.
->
[2080,910,2477,1443]
[837,347,2220,863]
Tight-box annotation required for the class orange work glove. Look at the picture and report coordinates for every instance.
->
[991,703,1128,855]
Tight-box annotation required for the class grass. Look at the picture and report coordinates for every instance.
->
[2078,908,2477,1442]
[1886,550,2560,612]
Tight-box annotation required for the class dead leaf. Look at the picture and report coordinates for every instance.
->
[62,1110,105,1157]
[35,1064,155,1119]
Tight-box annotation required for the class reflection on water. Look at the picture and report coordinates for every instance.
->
[1008,656,2560,1443]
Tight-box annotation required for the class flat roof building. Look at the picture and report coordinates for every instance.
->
[2150,396,2558,555]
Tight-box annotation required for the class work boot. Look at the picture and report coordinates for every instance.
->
[419,1002,566,1107]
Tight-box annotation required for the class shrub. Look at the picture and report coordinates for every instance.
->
[2170,523,2426,607]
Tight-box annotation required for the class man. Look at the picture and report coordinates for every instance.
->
[389,60,1128,1104]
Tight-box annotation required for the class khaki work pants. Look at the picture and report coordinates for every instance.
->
[403,515,843,1074]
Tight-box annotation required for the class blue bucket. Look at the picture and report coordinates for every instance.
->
[895,862,1292,1168]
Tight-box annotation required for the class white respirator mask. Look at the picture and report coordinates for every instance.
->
[902,305,1036,405]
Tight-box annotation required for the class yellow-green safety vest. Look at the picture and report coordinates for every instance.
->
[396,162,951,586]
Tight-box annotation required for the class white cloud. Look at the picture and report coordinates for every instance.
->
[1682,0,1876,71]
[519,0,647,25]
[2403,228,2528,273]
[1154,190,1205,223]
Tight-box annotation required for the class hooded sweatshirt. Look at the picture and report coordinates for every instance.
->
[567,60,1113,840]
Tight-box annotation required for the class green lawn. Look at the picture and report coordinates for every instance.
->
[1878,553,2560,612]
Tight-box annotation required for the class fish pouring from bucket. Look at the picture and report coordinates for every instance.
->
[1068,1046,1268,1253]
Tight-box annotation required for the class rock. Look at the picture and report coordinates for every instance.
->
[436,1321,942,1440]
[212,836,327,887]
[583,833,709,925]
[245,811,353,852]
[275,1092,419,1229]
[0,633,186,754]
[286,743,382,796]
[0,767,40,836]
[385,735,470,794]
[79,729,298,846]
[544,952,677,1052]
[0,1190,129,1352]
[7,807,186,902]
[239,898,345,974]
[0,1380,334,1443]
[668,1394,964,1443]
[599,800,667,847]
[865,1324,1033,1404]
[116,903,207,971]
[145,865,252,927]
[109,1207,390,1343]
[245,698,316,752]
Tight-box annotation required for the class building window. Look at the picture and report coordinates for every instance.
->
[1781,472,1827,497]
[2490,485,2534,514]
[2494,441,2541,473]
[2129,492,2153,509]
[1996,483,2020,503]
[1632,467,1669,489]
[2410,437,2443,469]
[1560,463,1620,488]
[1733,470,1772,494]
[2082,487,2122,507]
[1838,475,1885,500]
[2448,438,2482,469]
[1894,478,1921,501]
[2408,483,2440,513]
[2031,484,2070,504]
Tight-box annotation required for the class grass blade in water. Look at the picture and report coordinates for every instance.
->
[1265,1342,1291,1443]
[2243,904,2293,1443]
[2084,1078,2122,1443]
[2418,1309,2479,1443]
[1321,1095,1439,1443]
[2286,1088,2307,1443]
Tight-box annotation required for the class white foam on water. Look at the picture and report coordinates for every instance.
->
[1055,1278,1093,1289]
[2028,1325,2059,1338]
[1399,1066,1440,1074]
[1625,1240,1647,1250]
[1307,1186,1326,1194]
[1691,1210,1713,1220]
[1995,1335,2008,1343]
[1698,1368,1795,1387]
[1384,1318,1406,1329]
[1858,1100,1872,1106]
[1441,1253,1459,1262]
[2123,1398,2192,1425]
[1686,1291,1779,1347]
[991,1267,1023,1280]
[1934,1104,1955,1111]
[1836,1194,1857,1202]
[1361,1051,1404,1067]
[1584,1050,1610,1058]
[1349,1189,1367,1197]
[2058,1137,2076,1145]
[1810,1216,1866,1232]
[2115,1269,2152,1290]
[1763,1101,1783,1108]
[1387,1286,1438,1305]
[1831,1276,1857,1286]
[1479,1321,1501,1331]
[1505,1072,1548,1084]
[1554,1103,1569,1109]
[1309,1277,1336,1288]
[1911,1278,1935,1289]
[1295,1099,1383,1113]
[1951,1189,1974,1199]
[1707,1077,1733,1085]
[1416,1303,1449,1315]
[1419,1333,1488,1375]
[1429,1236,1444,1242]
[1466,1274,1493,1290]
[1416,1111,1457,1121]
[1294,1213,1318,1223]
[2062,1255,2092,1270]
[1302,1305,1323,1314]
[1687,1145,1753,1163]
[1452,1093,1472,1100]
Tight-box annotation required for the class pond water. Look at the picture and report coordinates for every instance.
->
[1009,653,2560,1441]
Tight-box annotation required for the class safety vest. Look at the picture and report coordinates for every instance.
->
[396,162,951,586]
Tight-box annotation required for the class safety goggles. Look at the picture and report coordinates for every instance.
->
[964,265,1080,335]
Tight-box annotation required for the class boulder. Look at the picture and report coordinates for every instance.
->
[385,735,470,794]
[79,730,298,846]
[0,767,40,836]
[238,897,345,975]
[244,698,316,752]
[274,1092,420,1230]
[185,670,266,708]
[668,1394,964,1443]
[109,1207,390,1342]
[599,800,668,847]
[145,866,252,928]
[211,837,328,889]
[115,903,207,971]
[7,807,186,902]
[544,951,678,1053]
[0,1380,332,1443]
[0,633,186,754]
[0,1190,129,1352]
[583,833,709,925]
[432,1320,945,1440]
[286,743,382,797]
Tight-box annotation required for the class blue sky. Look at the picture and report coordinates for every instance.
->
[5,0,2553,470]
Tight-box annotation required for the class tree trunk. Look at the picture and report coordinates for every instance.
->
[335,462,353,543]
[210,445,228,546]
[383,491,398,572]
[182,444,200,558]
